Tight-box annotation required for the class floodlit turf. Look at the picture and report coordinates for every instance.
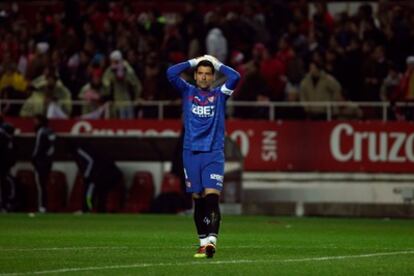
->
[0,214,413,275]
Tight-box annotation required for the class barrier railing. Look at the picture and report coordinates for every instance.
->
[0,99,410,121]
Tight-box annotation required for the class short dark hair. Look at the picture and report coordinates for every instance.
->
[195,60,215,74]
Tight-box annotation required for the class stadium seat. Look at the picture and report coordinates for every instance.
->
[46,171,68,212]
[68,173,125,213]
[151,173,186,214]
[67,172,85,212]
[161,173,182,194]
[15,169,37,212]
[124,171,155,213]
[105,178,125,213]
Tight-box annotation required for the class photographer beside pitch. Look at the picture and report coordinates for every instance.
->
[166,55,240,258]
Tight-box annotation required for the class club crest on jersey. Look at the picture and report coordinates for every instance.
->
[208,96,215,103]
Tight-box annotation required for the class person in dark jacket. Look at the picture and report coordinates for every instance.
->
[0,117,17,211]
[32,114,56,213]
[70,143,123,212]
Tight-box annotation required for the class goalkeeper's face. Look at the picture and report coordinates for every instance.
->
[194,66,214,89]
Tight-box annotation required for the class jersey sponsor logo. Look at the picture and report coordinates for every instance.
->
[210,173,223,182]
[191,104,215,117]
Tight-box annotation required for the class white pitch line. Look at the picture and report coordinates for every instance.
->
[0,246,129,252]
[0,245,345,253]
[1,250,413,275]
[0,244,409,252]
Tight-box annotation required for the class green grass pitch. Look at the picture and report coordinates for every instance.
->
[0,214,413,275]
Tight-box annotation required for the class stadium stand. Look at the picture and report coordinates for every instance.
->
[1,1,414,217]
[0,1,413,120]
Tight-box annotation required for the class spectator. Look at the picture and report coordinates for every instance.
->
[275,82,306,120]
[299,60,342,119]
[186,23,203,59]
[20,67,72,118]
[102,50,142,118]
[259,43,286,101]
[25,42,50,80]
[282,44,305,92]
[78,69,106,116]
[399,56,414,100]
[0,118,17,212]
[0,63,28,115]
[380,64,402,102]
[233,72,270,119]
[140,51,177,118]
[59,51,89,103]
[206,28,227,63]
[360,45,388,101]
[162,24,186,65]
[341,36,363,101]
[0,63,28,94]
[233,43,271,119]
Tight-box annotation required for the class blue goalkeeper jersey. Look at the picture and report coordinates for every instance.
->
[167,61,240,152]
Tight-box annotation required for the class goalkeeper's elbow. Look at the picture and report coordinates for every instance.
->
[229,71,241,84]
[233,71,241,81]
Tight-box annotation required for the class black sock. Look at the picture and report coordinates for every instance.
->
[193,197,208,239]
[204,193,221,238]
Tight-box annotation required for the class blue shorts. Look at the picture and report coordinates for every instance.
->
[183,149,224,194]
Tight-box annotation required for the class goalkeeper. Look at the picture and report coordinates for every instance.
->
[166,55,240,258]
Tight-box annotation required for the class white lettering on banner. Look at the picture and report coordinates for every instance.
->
[388,133,406,162]
[330,124,353,161]
[262,131,277,161]
[70,121,179,137]
[353,132,368,161]
[406,134,414,162]
[71,121,92,134]
[368,132,387,162]
[229,130,250,157]
[330,123,414,163]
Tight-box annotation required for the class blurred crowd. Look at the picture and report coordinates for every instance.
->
[0,0,414,120]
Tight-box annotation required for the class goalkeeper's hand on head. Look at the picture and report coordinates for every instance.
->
[203,55,223,70]
[188,56,205,67]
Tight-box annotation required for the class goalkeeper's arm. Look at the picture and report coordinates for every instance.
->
[204,55,241,96]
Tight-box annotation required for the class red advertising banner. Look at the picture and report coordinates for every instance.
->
[6,118,414,173]
[227,121,414,172]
